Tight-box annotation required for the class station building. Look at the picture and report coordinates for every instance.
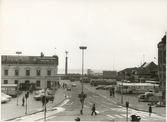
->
[1,53,59,90]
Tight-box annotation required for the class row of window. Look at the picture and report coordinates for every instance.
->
[4,70,51,76]
[3,80,41,87]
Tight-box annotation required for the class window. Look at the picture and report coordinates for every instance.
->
[15,70,19,76]
[26,70,30,76]
[15,80,18,84]
[36,81,40,87]
[47,70,51,76]
[4,80,8,84]
[25,80,29,84]
[4,70,8,76]
[36,70,41,76]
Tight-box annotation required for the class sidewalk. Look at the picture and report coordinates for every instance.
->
[84,84,166,117]
[2,88,66,120]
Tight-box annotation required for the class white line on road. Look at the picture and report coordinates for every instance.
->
[84,105,90,109]
[87,101,93,105]
[59,99,70,107]
[103,101,113,105]
[96,110,100,114]
[46,115,56,120]
[107,115,115,119]
[66,102,73,105]
[114,114,123,118]
[93,95,99,97]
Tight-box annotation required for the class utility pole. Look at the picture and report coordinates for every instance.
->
[79,46,87,114]
[16,51,22,106]
[65,51,68,76]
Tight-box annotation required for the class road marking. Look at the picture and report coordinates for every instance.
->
[66,102,73,105]
[84,105,90,108]
[88,101,93,105]
[96,110,100,114]
[59,99,69,107]
[93,95,99,97]
[102,101,113,105]
[114,114,123,118]
[46,115,56,120]
[107,115,115,119]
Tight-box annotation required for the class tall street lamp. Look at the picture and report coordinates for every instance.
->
[121,70,125,104]
[79,46,87,114]
[52,54,57,100]
[16,51,22,106]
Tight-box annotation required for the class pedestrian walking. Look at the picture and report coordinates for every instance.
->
[63,83,64,89]
[22,97,25,106]
[91,104,97,116]
[149,104,152,116]
[110,89,113,97]
[112,87,115,97]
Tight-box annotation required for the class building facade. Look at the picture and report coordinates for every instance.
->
[1,54,59,90]
[157,34,166,103]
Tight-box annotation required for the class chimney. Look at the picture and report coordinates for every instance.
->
[41,52,44,57]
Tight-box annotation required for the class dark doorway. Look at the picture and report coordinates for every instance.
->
[47,81,51,89]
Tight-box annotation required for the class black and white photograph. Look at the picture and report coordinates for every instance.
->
[1,0,166,121]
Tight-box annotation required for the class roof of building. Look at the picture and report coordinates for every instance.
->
[135,68,151,75]
[139,62,157,70]
[158,35,166,46]
[1,55,59,65]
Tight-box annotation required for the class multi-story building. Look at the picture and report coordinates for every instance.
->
[1,53,59,90]
[157,34,166,104]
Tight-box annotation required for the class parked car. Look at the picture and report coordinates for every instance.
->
[1,93,12,100]
[1,96,10,103]
[35,88,53,95]
[67,86,71,91]
[72,83,76,87]
[103,85,115,90]
[96,85,106,90]
[34,93,54,101]
[138,94,148,102]
[145,91,154,98]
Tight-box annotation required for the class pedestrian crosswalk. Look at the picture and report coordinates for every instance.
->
[107,113,165,121]
[106,107,166,121]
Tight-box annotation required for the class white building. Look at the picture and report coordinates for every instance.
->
[1,54,59,90]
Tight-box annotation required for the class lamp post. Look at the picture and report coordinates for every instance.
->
[16,51,22,106]
[121,70,125,104]
[52,54,57,100]
[79,46,87,114]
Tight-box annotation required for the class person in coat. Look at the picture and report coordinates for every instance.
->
[149,104,152,116]
[91,104,97,116]
[110,89,113,97]
[22,97,25,106]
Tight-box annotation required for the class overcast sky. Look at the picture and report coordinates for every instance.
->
[1,0,166,72]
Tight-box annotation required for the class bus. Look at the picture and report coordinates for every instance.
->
[116,82,159,94]
[1,84,22,97]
